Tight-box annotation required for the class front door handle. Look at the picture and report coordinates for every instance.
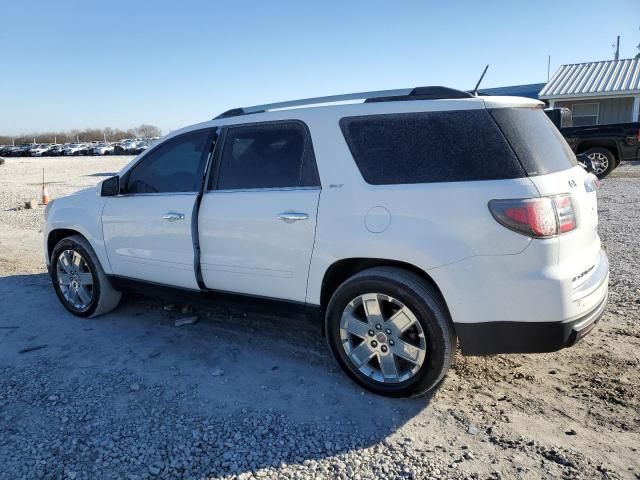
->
[277,212,309,223]
[162,212,185,222]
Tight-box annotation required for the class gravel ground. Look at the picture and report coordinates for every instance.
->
[0,155,132,232]
[0,157,638,479]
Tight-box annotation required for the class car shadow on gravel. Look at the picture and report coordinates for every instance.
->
[0,273,435,478]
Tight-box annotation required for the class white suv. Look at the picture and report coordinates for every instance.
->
[44,86,609,397]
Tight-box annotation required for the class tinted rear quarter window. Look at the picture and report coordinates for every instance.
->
[340,110,525,185]
[490,108,577,176]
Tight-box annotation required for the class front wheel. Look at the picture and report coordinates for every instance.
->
[325,267,455,397]
[50,235,122,317]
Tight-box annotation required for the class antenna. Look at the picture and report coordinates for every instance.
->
[472,65,489,96]
[614,35,620,60]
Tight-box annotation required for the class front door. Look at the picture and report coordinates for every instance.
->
[102,130,214,290]
[198,121,321,302]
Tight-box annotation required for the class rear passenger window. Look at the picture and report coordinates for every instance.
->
[340,110,525,185]
[214,122,319,190]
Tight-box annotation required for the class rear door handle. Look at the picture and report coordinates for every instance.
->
[277,212,309,223]
[162,212,185,222]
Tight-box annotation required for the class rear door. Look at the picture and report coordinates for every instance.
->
[198,121,321,302]
[102,130,214,290]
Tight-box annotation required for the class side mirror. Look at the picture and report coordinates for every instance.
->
[576,154,594,173]
[100,176,120,196]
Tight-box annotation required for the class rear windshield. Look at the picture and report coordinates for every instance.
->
[490,108,577,176]
[340,110,525,185]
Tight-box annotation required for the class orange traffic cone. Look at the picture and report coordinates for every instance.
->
[41,168,49,205]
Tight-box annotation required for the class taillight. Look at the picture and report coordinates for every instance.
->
[488,194,577,238]
[553,195,577,233]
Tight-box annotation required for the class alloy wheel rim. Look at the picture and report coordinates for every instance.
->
[56,249,94,309]
[587,152,609,175]
[339,293,427,384]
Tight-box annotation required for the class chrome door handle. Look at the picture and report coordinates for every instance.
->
[277,212,309,223]
[162,212,185,222]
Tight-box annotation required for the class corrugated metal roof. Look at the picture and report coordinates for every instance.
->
[539,58,640,99]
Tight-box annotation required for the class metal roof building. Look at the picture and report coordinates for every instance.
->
[540,58,640,99]
[539,58,640,126]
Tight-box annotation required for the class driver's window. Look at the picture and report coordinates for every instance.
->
[126,131,210,194]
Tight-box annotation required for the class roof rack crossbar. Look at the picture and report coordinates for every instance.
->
[214,86,473,119]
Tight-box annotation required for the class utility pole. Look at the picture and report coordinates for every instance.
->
[615,36,620,60]
[547,55,551,82]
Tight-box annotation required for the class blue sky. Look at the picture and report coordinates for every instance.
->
[2,0,639,136]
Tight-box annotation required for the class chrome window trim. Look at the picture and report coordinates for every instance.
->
[115,192,198,198]
[204,186,321,194]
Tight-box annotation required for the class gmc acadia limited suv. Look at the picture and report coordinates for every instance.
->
[44,86,609,397]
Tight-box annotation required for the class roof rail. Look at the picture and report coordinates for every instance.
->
[214,86,473,119]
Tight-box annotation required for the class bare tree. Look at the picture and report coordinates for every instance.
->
[0,125,162,145]
[134,124,162,138]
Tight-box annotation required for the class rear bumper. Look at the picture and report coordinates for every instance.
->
[456,248,609,356]
[456,291,607,355]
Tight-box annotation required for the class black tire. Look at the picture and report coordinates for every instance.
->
[325,267,456,398]
[50,235,122,318]
[583,147,616,178]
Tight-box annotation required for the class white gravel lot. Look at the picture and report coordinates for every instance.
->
[0,156,638,480]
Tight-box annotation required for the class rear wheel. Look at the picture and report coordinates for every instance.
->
[325,267,455,397]
[50,235,122,317]
[583,147,615,178]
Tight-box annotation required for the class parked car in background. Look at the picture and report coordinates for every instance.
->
[78,144,95,155]
[127,140,153,154]
[91,143,111,155]
[45,145,65,156]
[119,140,139,154]
[62,144,85,156]
[44,87,608,397]
[100,143,116,155]
[0,145,14,156]
[4,146,21,156]
[17,144,35,156]
[30,144,53,156]
[124,141,141,154]
[545,108,640,178]
[1,139,159,157]
[112,142,127,155]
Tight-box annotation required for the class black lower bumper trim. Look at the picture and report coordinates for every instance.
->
[456,294,608,356]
